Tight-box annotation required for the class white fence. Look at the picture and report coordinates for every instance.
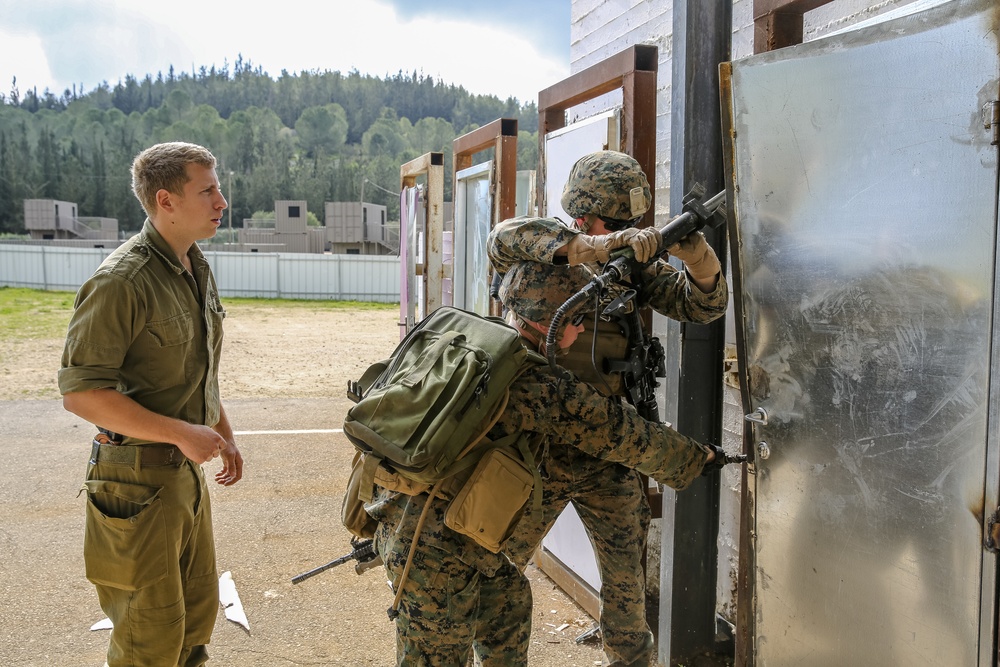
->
[0,244,402,303]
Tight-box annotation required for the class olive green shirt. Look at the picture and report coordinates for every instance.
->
[58,219,226,443]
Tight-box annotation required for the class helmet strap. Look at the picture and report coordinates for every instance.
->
[507,311,552,354]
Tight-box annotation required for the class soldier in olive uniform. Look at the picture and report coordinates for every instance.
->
[60,142,243,667]
[486,150,727,667]
[365,261,722,666]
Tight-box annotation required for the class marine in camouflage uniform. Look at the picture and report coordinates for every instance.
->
[364,261,718,666]
[486,150,728,667]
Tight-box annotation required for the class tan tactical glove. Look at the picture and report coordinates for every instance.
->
[565,227,662,265]
[667,231,721,281]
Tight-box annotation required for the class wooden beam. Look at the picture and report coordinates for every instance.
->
[399,152,445,314]
[536,43,658,223]
[452,118,520,316]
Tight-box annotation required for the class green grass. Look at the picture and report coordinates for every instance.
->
[0,287,77,340]
[223,296,397,312]
[0,286,397,341]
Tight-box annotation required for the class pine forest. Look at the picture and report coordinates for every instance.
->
[0,57,542,235]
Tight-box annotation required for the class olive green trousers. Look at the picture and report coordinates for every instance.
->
[83,455,218,667]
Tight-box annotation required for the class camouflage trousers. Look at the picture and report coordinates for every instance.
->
[503,447,654,667]
[375,521,531,666]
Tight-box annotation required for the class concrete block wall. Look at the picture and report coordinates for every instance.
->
[570,0,676,217]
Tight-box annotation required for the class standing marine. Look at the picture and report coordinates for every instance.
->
[364,258,723,666]
[486,149,728,666]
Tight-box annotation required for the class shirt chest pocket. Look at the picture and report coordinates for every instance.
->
[143,312,195,386]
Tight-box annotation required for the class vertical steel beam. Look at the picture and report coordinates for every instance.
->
[664,0,732,663]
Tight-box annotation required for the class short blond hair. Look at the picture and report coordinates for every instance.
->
[130,142,217,217]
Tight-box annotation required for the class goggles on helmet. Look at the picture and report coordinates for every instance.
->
[599,215,643,232]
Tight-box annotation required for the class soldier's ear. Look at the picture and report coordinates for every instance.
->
[155,188,174,213]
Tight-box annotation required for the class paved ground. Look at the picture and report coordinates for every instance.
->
[0,397,606,666]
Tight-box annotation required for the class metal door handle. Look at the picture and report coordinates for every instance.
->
[744,407,768,426]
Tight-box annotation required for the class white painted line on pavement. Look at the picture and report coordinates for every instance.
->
[234,429,343,435]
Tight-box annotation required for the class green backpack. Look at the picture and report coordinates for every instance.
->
[342,307,546,617]
[343,306,544,493]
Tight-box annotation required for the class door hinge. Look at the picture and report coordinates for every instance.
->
[985,506,1000,553]
[984,101,1000,146]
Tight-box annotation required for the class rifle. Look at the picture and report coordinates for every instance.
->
[291,537,381,584]
[544,185,747,469]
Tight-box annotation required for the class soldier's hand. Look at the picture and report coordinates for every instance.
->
[215,440,244,486]
[176,424,229,464]
[667,231,721,281]
[701,444,748,476]
[565,227,661,265]
[618,227,661,263]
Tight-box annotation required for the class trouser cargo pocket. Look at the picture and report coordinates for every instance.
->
[82,480,168,590]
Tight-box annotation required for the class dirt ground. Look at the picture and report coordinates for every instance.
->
[0,302,610,666]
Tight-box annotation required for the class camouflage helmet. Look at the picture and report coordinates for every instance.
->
[560,150,651,224]
[499,261,595,326]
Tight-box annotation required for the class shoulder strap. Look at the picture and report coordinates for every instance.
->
[357,452,382,503]
[348,357,390,403]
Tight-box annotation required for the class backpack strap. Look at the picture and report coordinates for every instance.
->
[401,330,465,388]
[388,483,440,620]
[357,452,382,503]
[516,434,544,512]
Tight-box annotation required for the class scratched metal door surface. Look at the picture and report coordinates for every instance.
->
[724,0,1000,664]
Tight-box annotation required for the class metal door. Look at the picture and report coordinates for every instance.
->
[723,0,1000,664]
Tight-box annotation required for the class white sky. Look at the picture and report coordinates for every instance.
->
[0,0,570,104]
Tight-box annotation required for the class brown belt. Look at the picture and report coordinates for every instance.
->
[89,439,186,468]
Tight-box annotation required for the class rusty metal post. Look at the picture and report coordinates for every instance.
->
[753,0,838,53]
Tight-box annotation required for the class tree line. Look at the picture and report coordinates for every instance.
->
[0,56,541,234]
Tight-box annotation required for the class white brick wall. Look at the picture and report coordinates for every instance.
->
[570,0,676,217]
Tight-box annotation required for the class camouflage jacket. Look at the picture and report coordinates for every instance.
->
[365,358,712,575]
[487,215,728,323]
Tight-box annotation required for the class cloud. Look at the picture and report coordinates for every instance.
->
[0,29,56,96]
[386,0,570,62]
[0,0,569,103]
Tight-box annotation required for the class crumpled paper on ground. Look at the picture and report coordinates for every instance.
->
[219,570,249,631]
[91,572,249,633]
